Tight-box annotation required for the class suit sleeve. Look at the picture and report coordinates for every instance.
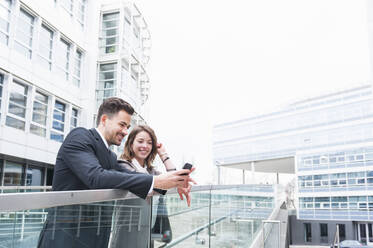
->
[61,129,153,199]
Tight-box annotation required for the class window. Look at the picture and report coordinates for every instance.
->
[98,63,116,99]
[46,168,53,186]
[50,100,65,142]
[0,73,3,117]
[6,81,28,130]
[77,0,85,26]
[367,171,373,184]
[56,39,70,80]
[3,161,23,186]
[14,9,34,58]
[61,0,73,15]
[320,224,328,243]
[304,223,312,242]
[70,107,78,130]
[72,50,82,86]
[0,0,11,45]
[38,25,53,70]
[348,172,365,185]
[100,12,119,54]
[26,166,44,186]
[338,224,346,241]
[30,91,48,137]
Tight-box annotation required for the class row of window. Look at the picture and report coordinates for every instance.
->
[298,171,373,188]
[0,73,79,142]
[0,2,83,86]
[0,159,53,192]
[58,0,86,26]
[303,223,346,243]
[214,94,373,143]
[300,196,373,210]
[300,147,373,167]
[214,122,373,163]
[99,11,144,56]
[96,59,140,102]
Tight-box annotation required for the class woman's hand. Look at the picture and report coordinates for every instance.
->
[157,143,168,160]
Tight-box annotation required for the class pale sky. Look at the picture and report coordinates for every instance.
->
[135,0,372,184]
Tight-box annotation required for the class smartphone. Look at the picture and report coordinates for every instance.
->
[181,163,193,175]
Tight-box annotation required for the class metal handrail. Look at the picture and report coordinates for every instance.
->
[0,186,52,190]
[0,184,258,212]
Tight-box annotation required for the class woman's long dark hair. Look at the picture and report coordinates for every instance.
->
[120,125,158,171]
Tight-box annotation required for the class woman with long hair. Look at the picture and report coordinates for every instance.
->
[110,125,192,247]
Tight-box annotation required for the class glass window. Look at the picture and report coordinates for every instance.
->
[72,50,82,87]
[25,166,44,186]
[50,100,65,142]
[70,107,78,130]
[14,9,34,58]
[98,63,117,99]
[46,168,53,186]
[0,0,11,45]
[337,156,345,163]
[338,224,346,240]
[77,0,85,26]
[3,161,23,186]
[100,12,119,54]
[357,178,366,184]
[356,154,364,161]
[56,39,70,80]
[38,25,53,70]
[6,80,28,130]
[320,224,328,238]
[30,91,48,137]
[304,223,312,242]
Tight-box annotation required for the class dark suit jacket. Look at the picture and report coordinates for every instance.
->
[38,128,154,248]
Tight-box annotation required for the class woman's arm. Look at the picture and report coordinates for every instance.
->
[157,143,177,171]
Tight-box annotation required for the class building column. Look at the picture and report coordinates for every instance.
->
[251,162,255,184]
[217,162,221,185]
[276,172,279,184]
[242,170,245,184]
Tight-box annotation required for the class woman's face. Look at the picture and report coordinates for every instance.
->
[132,131,153,164]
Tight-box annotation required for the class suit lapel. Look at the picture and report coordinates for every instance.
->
[90,128,115,169]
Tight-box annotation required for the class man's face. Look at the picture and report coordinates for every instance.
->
[102,110,132,146]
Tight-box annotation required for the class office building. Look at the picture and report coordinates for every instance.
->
[0,0,150,190]
[213,84,373,245]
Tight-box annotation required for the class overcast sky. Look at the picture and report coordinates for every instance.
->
[135,0,371,184]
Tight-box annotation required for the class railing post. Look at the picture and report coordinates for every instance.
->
[20,211,25,240]
[51,207,57,240]
[97,205,101,235]
[208,185,212,247]
[129,208,133,232]
[77,205,82,237]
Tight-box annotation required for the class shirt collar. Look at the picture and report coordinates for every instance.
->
[95,128,109,149]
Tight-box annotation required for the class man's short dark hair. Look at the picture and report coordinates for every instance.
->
[96,97,135,126]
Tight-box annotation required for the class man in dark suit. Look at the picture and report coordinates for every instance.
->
[37,97,193,248]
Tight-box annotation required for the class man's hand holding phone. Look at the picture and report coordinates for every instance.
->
[177,163,196,207]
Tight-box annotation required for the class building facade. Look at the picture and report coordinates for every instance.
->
[0,0,150,190]
[213,85,373,245]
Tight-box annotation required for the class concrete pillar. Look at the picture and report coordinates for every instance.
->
[251,162,255,184]
[242,170,245,184]
[217,163,221,185]
[276,173,279,184]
